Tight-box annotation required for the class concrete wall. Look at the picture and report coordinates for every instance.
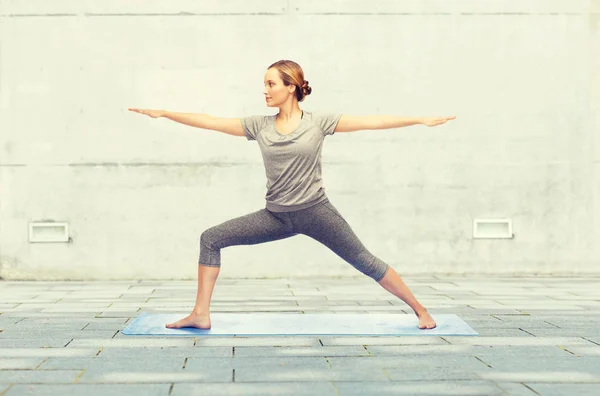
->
[1,0,598,280]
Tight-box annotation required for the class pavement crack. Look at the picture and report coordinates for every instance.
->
[35,358,49,370]
[73,369,85,384]
[0,384,14,396]
[168,383,174,395]
[382,367,392,380]
[583,337,600,346]
[543,320,560,328]
[521,382,541,395]
[519,328,536,337]
[63,339,74,347]
[182,357,188,369]
[331,381,341,396]
[474,356,492,368]
[95,347,103,357]
[232,368,236,382]
[318,339,324,346]
[558,345,579,357]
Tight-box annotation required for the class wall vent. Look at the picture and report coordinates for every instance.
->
[29,222,69,243]
[473,218,513,239]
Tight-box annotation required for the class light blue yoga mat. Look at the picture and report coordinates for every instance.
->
[122,313,478,336]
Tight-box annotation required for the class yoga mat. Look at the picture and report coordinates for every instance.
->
[122,313,478,336]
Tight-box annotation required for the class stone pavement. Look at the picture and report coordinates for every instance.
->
[1,275,599,395]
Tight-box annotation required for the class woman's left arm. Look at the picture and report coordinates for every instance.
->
[334,115,456,133]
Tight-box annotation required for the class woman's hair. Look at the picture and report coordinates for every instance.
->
[268,60,312,102]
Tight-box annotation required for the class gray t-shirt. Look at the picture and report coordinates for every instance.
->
[241,111,342,212]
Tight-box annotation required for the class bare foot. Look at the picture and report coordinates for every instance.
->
[165,312,211,329]
[416,309,436,330]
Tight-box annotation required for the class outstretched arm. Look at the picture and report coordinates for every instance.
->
[128,108,245,137]
[334,114,456,133]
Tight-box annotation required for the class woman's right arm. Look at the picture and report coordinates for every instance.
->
[128,108,245,137]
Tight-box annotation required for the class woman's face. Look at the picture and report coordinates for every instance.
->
[263,68,294,107]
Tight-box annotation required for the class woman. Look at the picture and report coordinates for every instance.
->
[129,60,455,331]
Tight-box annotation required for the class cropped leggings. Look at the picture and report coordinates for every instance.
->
[198,198,390,282]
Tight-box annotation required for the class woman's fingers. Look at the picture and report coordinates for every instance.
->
[129,108,149,116]
[128,108,163,118]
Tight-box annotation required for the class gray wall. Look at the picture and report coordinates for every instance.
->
[1,0,598,280]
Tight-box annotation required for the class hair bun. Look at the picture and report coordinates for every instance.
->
[302,80,312,96]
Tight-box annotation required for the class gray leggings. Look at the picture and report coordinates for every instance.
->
[198,199,390,282]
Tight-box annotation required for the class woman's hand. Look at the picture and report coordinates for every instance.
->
[422,116,456,127]
[128,108,165,118]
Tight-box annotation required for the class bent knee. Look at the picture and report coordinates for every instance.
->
[200,228,219,247]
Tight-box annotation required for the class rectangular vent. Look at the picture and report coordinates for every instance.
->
[473,219,513,239]
[29,222,69,243]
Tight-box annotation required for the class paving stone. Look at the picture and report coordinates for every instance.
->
[12,317,92,326]
[0,338,73,348]
[77,369,231,383]
[95,311,141,318]
[494,382,539,395]
[472,345,576,358]
[543,320,600,328]
[81,322,128,331]
[442,336,594,346]
[0,317,26,326]
[82,317,131,324]
[1,312,98,318]
[326,356,488,370]
[234,366,389,382]
[39,348,229,370]
[478,370,600,383]
[0,370,82,384]
[560,345,600,356]
[46,356,185,372]
[2,330,119,339]
[384,367,481,381]
[171,382,337,396]
[365,344,480,355]
[525,383,600,396]
[186,356,330,371]
[519,328,600,337]
[0,358,45,369]
[319,336,446,346]
[473,328,534,337]
[492,320,565,329]
[0,348,96,358]
[66,338,195,348]
[4,384,171,396]
[333,380,503,395]
[194,337,321,347]
[480,356,600,372]
[234,346,369,358]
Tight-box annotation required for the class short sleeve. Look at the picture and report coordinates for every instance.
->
[240,115,269,141]
[314,113,342,136]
